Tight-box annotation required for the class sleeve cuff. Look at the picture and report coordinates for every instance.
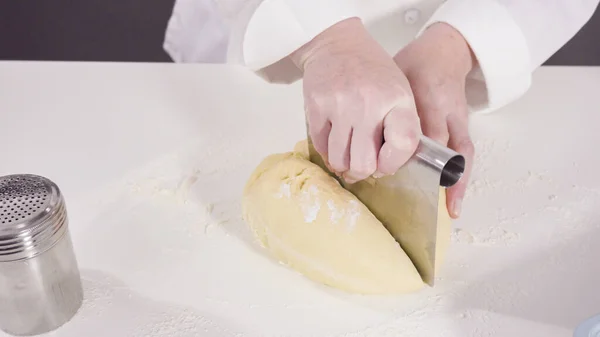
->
[419,0,533,113]
[242,0,362,70]
[163,0,230,64]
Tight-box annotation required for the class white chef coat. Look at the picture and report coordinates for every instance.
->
[163,0,599,114]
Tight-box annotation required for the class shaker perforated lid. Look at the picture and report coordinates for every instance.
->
[0,174,68,262]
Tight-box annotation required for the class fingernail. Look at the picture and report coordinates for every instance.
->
[373,172,384,179]
[452,199,462,218]
[343,173,357,184]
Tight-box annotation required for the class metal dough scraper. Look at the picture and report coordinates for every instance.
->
[307,126,465,286]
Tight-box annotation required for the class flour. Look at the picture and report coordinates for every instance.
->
[175,170,201,203]
[276,182,292,198]
[472,139,512,174]
[125,169,202,205]
[345,200,361,231]
[467,169,557,199]
[466,178,501,197]
[451,227,520,246]
[328,199,361,232]
[478,227,520,246]
[300,185,321,223]
[514,170,555,189]
[275,181,321,223]
[327,200,340,222]
[451,228,475,244]
[275,185,363,231]
[79,131,593,337]
[496,209,530,226]
[273,176,363,231]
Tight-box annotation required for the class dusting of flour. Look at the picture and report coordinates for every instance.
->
[275,179,361,231]
[328,199,361,232]
[299,185,321,223]
[276,182,292,199]
[84,131,600,337]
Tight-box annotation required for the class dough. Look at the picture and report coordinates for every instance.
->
[242,141,452,295]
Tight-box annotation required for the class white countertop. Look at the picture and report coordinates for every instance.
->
[0,61,599,337]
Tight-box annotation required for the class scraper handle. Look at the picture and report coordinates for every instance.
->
[414,135,465,188]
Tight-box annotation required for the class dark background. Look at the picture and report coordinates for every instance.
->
[0,1,599,65]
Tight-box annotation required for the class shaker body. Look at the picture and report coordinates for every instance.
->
[0,175,84,336]
[0,232,83,336]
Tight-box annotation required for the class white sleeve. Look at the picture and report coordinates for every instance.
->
[420,0,600,114]
[163,0,233,63]
[164,0,371,69]
[241,0,364,70]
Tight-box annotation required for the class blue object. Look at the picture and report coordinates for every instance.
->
[574,314,600,337]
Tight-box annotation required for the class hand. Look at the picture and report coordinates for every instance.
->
[290,18,421,184]
[393,22,476,218]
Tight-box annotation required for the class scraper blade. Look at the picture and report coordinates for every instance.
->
[306,125,465,286]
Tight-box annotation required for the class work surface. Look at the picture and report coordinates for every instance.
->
[0,62,599,337]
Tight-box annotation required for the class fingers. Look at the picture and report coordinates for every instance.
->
[413,88,450,146]
[306,106,331,163]
[419,105,449,146]
[376,106,421,177]
[327,121,352,174]
[446,111,474,219]
[344,122,383,183]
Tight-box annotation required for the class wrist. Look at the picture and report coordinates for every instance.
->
[289,17,366,70]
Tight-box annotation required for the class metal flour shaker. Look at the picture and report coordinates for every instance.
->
[0,174,83,336]
[574,314,600,337]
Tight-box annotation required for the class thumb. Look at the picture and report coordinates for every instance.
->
[446,112,474,218]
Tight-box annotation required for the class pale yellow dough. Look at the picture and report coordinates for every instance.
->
[242,140,452,295]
